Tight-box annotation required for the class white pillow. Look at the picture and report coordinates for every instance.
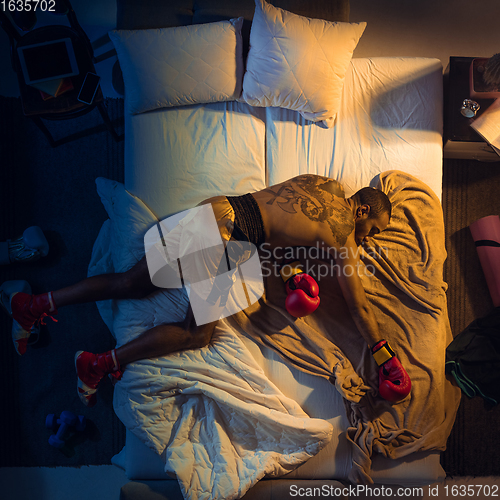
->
[109,18,244,115]
[89,178,190,345]
[93,177,158,273]
[241,0,366,127]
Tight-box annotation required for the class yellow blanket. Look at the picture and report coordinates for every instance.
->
[230,170,461,484]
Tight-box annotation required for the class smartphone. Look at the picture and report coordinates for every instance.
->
[78,72,100,105]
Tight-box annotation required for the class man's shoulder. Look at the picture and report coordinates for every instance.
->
[291,176,354,248]
[324,200,354,247]
[292,174,346,199]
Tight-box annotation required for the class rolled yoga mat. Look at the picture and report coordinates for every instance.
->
[469,215,500,307]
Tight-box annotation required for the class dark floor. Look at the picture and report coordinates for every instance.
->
[0,96,126,468]
[441,158,500,476]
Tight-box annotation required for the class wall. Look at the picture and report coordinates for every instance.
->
[350,0,500,68]
[1,0,500,98]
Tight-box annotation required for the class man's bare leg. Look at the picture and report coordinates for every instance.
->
[52,256,156,308]
[115,305,216,366]
[7,257,157,355]
[76,304,217,407]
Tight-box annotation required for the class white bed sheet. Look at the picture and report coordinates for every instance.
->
[124,101,267,219]
[124,57,443,221]
[119,57,445,485]
[265,57,443,199]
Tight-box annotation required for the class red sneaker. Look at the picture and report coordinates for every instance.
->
[75,350,122,407]
[0,281,50,355]
[11,291,58,333]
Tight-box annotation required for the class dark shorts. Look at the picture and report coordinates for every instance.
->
[226,193,265,247]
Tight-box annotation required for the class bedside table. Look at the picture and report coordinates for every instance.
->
[444,56,499,161]
[0,1,122,147]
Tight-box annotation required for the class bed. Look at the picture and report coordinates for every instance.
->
[89,1,461,498]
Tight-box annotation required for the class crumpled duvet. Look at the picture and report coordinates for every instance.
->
[114,321,333,500]
[88,177,333,500]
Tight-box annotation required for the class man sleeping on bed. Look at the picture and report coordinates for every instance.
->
[4,174,411,407]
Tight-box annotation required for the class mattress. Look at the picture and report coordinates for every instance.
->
[124,57,443,220]
[113,321,444,486]
[114,57,446,486]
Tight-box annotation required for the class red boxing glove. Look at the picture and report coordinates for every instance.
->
[280,261,320,317]
[371,340,411,403]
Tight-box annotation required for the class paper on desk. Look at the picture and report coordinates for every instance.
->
[471,98,500,155]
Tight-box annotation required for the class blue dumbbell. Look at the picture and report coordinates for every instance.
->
[45,411,86,449]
